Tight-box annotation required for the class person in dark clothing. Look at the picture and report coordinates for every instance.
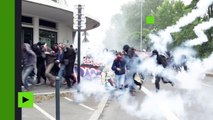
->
[123,44,130,54]
[123,45,143,95]
[32,42,47,85]
[126,47,141,93]
[63,46,76,88]
[111,52,126,89]
[151,50,174,92]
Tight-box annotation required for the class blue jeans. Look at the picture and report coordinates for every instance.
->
[126,71,136,91]
[57,64,65,85]
[22,65,34,89]
[115,74,125,89]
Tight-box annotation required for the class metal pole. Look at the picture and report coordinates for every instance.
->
[140,0,143,50]
[55,76,60,120]
[77,4,81,84]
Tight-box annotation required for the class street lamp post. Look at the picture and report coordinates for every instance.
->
[73,4,86,85]
[77,5,81,84]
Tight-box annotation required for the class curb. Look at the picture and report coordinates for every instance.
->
[34,91,73,103]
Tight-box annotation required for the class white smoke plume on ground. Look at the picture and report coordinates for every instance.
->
[73,77,109,103]
[72,44,116,102]
[116,90,185,120]
[182,88,213,120]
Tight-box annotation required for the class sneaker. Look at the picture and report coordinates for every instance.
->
[171,82,174,86]
[130,91,136,96]
[139,85,141,90]
[24,87,31,91]
[63,81,67,85]
[71,81,76,86]
[65,86,71,89]
[36,82,42,86]
[50,82,55,87]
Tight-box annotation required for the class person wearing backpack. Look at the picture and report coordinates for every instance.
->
[152,50,174,92]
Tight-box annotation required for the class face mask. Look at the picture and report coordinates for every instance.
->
[117,56,122,60]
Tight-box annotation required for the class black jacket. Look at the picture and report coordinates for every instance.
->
[63,47,76,65]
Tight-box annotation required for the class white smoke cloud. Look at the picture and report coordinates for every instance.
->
[116,90,185,120]
[172,47,196,64]
[73,77,108,103]
[69,0,213,120]
[202,51,213,71]
[149,30,173,52]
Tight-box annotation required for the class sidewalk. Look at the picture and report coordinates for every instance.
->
[23,84,76,103]
[22,83,109,120]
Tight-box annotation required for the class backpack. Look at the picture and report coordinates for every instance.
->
[159,55,167,68]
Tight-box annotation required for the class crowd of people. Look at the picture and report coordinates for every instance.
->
[22,42,188,95]
[22,42,77,91]
[102,44,188,95]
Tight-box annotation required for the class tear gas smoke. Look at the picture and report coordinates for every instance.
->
[71,0,213,120]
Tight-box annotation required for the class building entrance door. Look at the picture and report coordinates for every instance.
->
[21,27,33,45]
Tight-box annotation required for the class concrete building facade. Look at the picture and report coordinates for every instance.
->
[22,0,100,47]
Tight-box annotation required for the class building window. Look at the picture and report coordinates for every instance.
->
[22,16,33,24]
[22,27,33,45]
[39,29,57,47]
[39,19,57,29]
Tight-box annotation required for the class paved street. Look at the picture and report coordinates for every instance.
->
[99,75,213,120]
[23,91,101,120]
[22,74,213,120]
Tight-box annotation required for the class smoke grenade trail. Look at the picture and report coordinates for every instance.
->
[166,0,213,33]
[184,18,213,46]
[150,0,213,52]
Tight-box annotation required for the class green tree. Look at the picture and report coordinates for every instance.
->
[153,0,185,30]
[196,3,213,58]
